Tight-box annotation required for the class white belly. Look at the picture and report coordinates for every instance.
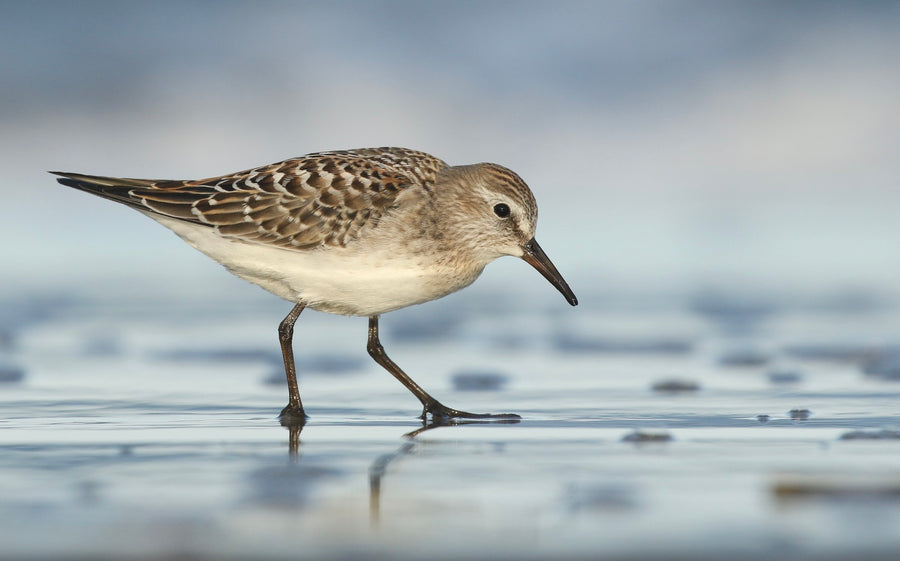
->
[152,215,483,316]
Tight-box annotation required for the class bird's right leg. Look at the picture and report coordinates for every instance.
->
[278,302,307,426]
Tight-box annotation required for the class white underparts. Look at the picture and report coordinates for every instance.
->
[151,214,484,316]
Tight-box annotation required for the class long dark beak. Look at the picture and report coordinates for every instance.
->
[521,238,578,306]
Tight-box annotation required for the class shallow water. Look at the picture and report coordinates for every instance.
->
[2,287,900,560]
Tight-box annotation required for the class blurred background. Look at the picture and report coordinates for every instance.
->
[4,4,900,559]
[3,0,899,305]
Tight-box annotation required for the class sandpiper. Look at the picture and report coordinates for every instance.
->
[52,147,577,424]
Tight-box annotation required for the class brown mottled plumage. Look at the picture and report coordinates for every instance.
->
[56,147,448,250]
[52,147,576,423]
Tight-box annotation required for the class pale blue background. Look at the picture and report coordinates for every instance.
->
[2,1,899,302]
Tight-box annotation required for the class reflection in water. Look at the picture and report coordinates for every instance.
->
[286,422,302,462]
[367,417,520,526]
[369,440,415,527]
[280,413,308,461]
[247,424,342,510]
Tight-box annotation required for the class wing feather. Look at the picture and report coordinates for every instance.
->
[52,147,448,250]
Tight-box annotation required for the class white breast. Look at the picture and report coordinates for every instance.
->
[150,214,484,316]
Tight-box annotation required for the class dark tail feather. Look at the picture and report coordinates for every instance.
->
[51,171,213,227]
[51,171,157,211]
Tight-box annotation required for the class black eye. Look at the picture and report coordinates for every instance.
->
[493,203,510,218]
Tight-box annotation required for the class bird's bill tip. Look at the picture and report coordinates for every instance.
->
[521,238,578,306]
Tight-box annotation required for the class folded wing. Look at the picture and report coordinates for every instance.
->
[53,147,448,249]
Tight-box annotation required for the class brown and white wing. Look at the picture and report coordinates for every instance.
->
[52,147,448,249]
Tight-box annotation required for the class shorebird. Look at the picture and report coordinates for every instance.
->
[52,147,577,424]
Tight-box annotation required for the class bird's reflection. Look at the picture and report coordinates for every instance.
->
[281,415,518,459]
[368,416,519,526]
[278,415,518,524]
[280,418,305,462]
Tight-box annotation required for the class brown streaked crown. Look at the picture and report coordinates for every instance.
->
[477,162,538,226]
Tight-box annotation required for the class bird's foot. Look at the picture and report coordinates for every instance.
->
[279,403,308,428]
[421,401,521,424]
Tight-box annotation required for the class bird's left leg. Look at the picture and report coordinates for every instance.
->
[365,315,520,421]
[278,302,308,426]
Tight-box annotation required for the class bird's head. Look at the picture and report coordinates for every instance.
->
[438,163,578,307]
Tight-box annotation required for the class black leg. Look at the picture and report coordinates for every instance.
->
[366,316,520,421]
[278,302,307,426]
